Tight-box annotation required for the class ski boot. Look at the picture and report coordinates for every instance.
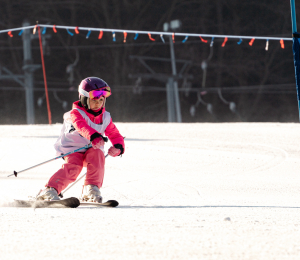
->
[80,184,102,203]
[36,187,60,201]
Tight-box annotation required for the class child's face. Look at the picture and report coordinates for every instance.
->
[89,96,105,111]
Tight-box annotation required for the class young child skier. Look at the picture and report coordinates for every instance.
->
[37,77,125,202]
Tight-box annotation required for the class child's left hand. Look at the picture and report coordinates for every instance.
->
[108,146,121,157]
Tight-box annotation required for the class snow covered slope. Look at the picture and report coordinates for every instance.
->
[0,123,300,260]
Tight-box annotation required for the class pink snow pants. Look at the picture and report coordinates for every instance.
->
[47,148,105,194]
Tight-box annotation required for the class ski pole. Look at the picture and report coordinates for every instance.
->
[59,154,109,198]
[8,144,92,177]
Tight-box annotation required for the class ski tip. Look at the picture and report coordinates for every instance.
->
[107,200,119,207]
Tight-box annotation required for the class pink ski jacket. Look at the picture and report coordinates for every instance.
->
[54,100,124,156]
[70,101,125,152]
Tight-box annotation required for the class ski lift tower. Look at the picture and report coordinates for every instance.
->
[163,20,182,122]
[290,0,300,121]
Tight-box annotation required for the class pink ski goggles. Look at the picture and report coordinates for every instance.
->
[89,87,111,100]
[78,86,111,100]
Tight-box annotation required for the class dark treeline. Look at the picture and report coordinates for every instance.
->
[0,0,298,124]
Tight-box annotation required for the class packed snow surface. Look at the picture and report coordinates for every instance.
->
[0,123,300,260]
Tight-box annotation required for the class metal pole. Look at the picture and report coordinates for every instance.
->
[290,0,300,121]
[22,21,35,124]
[8,144,92,177]
[168,35,182,123]
[291,0,297,33]
[166,77,176,122]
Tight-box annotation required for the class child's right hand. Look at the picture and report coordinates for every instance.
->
[92,137,104,149]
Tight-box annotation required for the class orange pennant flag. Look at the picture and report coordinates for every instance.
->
[249,38,255,46]
[199,36,208,43]
[280,39,285,49]
[221,37,228,47]
[98,30,103,39]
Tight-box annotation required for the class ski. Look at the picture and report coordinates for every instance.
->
[14,197,80,208]
[79,200,119,207]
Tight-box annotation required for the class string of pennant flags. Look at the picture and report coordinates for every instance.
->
[0,23,294,125]
[1,24,292,50]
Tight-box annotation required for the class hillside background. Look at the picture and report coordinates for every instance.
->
[0,0,298,123]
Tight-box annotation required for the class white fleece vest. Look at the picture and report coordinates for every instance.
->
[54,108,111,156]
